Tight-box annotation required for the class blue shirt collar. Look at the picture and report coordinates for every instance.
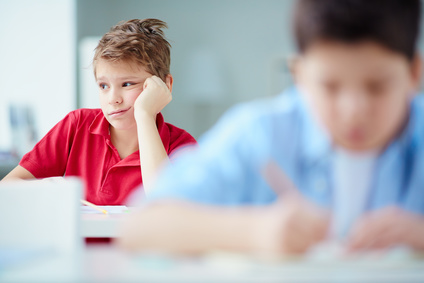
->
[295,89,333,169]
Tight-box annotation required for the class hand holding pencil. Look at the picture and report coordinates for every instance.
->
[259,160,330,254]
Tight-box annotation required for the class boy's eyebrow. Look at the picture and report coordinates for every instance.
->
[96,76,145,81]
[367,71,396,82]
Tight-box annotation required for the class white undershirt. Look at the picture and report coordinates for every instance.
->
[330,147,378,239]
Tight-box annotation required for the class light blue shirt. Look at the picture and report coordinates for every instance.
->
[149,87,424,214]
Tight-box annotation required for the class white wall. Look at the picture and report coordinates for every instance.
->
[0,0,76,154]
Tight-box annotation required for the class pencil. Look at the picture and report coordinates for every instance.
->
[261,160,299,198]
[81,199,108,214]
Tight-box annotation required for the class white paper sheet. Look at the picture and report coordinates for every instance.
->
[81,205,129,214]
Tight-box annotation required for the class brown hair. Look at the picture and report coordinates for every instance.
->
[93,18,171,81]
[293,0,421,61]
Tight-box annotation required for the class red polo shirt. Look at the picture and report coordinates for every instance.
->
[19,109,196,205]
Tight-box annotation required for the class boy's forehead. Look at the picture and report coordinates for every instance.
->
[303,40,404,57]
[301,40,410,68]
[95,58,150,77]
[96,58,147,71]
[298,40,413,82]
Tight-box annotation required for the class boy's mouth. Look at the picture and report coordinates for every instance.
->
[108,107,131,117]
[344,128,367,143]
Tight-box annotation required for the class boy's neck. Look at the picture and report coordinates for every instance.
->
[110,126,139,160]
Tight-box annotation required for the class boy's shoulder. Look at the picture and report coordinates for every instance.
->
[211,87,304,135]
[158,113,197,146]
[412,94,424,112]
[66,108,103,124]
[197,87,307,155]
[165,122,195,139]
[408,94,424,141]
[51,108,105,134]
[231,87,302,119]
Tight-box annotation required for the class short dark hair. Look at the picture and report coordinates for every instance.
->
[293,0,421,60]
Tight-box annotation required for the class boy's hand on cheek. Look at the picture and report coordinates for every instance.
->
[256,198,330,255]
[347,206,424,252]
[134,75,172,121]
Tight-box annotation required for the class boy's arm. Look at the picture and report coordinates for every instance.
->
[134,75,172,193]
[118,198,329,255]
[118,201,266,255]
[1,165,35,181]
[2,111,78,183]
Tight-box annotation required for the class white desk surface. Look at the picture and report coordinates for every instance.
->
[2,244,424,283]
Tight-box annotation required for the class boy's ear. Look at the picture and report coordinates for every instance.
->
[165,74,174,93]
[288,55,302,86]
[410,53,423,92]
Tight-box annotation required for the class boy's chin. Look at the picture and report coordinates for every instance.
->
[337,140,382,153]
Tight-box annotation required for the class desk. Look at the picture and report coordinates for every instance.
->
[2,244,424,283]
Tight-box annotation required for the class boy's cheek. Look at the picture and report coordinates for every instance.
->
[129,88,145,100]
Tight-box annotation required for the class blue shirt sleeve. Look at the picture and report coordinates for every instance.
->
[147,92,302,206]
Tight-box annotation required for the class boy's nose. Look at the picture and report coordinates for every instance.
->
[339,92,368,121]
[108,89,123,104]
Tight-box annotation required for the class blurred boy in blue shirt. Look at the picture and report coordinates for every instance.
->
[120,0,424,255]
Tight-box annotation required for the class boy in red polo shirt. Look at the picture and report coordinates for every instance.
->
[2,19,196,205]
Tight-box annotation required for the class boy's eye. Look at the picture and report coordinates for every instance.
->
[321,81,340,95]
[99,83,109,90]
[367,82,386,95]
[122,82,134,87]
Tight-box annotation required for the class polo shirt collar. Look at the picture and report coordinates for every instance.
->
[88,110,171,165]
[89,110,110,138]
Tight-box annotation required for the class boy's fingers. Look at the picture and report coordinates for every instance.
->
[269,198,328,254]
[151,75,162,83]
[315,217,331,241]
[150,75,168,87]
[297,220,328,252]
[281,223,317,254]
[345,219,368,250]
[261,160,330,254]
[347,213,393,250]
[291,205,329,251]
[347,207,400,250]
[371,231,399,249]
[347,218,375,250]
[308,214,330,244]
[143,77,153,88]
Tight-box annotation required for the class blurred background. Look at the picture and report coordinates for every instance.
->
[0,0,423,178]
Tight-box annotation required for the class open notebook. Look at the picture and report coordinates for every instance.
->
[81,205,129,214]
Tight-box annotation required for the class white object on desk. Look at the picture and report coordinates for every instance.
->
[81,205,132,238]
[0,177,83,255]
